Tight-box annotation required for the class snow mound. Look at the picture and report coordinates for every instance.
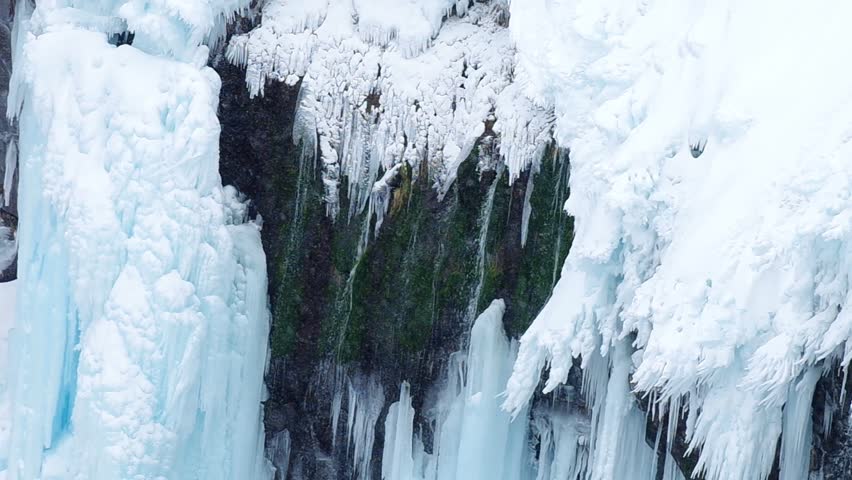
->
[4,2,270,479]
[505,1,852,479]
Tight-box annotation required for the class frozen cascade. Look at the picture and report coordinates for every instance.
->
[381,300,528,480]
[267,429,292,480]
[322,366,387,480]
[466,162,504,323]
[779,367,821,480]
[0,227,14,276]
[382,382,419,480]
[2,140,14,208]
[346,374,386,480]
[378,300,679,480]
[0,281,16,472]
[530,405,588,480]
[4,2,271,480]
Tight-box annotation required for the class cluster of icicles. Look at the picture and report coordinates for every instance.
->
[279,301,686,480]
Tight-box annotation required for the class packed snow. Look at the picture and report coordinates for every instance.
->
[3,1,271,479]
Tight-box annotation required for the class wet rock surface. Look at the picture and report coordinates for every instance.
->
[212,18,852,480]
[0,0,16,283]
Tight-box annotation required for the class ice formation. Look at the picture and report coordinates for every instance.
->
[227,0,552,219]
[0,228,14,276]
[504,1,852,479]
[0,281,15,474]
[0,0,844,477]
[3,140,15,208]
[381,300,529,480]
[379,300,684,480]
[3,1,271,479]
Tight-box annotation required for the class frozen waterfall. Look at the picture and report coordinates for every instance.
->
[379,300,684,480]
[1,0,850,478]
[1,1,271,479]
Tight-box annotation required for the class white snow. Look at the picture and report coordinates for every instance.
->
[504,1,852,479]
[4,2,271,479]
[228,1,551,220]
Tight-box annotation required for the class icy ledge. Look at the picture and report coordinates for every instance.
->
[227,0,552,219]
[3,2,271,479]
[504,1,852,479]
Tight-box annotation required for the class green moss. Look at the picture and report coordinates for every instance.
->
[506,147,573,336]
[267,135,573,370]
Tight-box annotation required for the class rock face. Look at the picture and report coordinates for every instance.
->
[0,0,16,283]
[215,41,572,478]
[210,14,852,480]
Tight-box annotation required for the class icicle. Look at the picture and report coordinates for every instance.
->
[382,382,416,480]
[267,430,291,480]
[466,164,504,323]
[532,408,589,480]
[348,374,385,480]
[779,367,821,480]
[4,139,16,207]
[521,167,534,248]
[369,163,403,238]
[6,0,30,122]
[230,2,551,219]
[380,300,536,480]
[331,378,343,449]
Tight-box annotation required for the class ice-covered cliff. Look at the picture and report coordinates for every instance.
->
[226,0,551,220]
[225,1,852,479]
[1,1,271,479]
[2,0,851,479]
[505,1,852,480]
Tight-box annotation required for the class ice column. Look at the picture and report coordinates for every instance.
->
[5,2,270,479]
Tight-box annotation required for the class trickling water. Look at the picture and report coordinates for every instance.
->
[550,151,570,289]
[467,164,504,324]
[3,139,15,207]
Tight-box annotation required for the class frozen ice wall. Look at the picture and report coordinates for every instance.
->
[4,1,271,479]
[380,300,682,480]
[381,300,530,480]
[0,280,15,475]
[505,1,852,479]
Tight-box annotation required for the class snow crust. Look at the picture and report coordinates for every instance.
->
[4,2,271,479]
[504,1,852,479]
[227,0,551,218]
